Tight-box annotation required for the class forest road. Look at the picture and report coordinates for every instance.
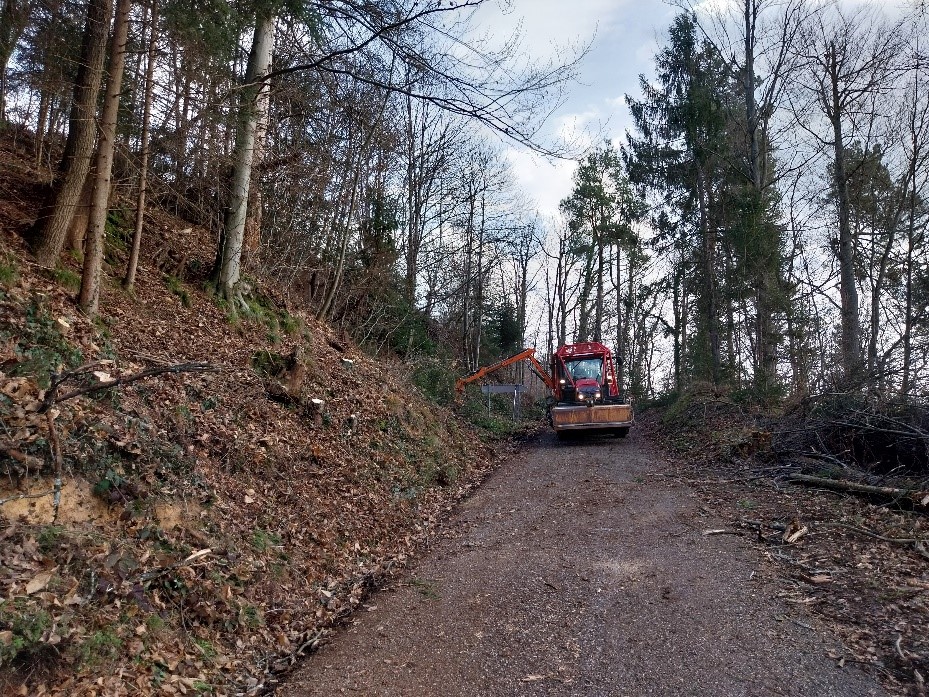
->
[283,431,886,697]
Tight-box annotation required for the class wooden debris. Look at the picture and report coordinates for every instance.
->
[788,474,929,510]
[782,519,808,544]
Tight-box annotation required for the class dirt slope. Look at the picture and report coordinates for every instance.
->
[284,432,884,696]
[0,134,503,695]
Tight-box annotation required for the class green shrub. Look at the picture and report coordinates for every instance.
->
[0,599,52,666]
[411,361,456,405]
[78,629,122,667]
[164,275,191,307]
[250,529,281,551]
[105,208,132,259]
[5,299,83,387]
[0,256,18,286]
[51,267,81,291]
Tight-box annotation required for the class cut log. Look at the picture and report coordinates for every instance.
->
[788,474,929,509]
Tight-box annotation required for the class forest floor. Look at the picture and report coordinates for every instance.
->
[646,409,929,697]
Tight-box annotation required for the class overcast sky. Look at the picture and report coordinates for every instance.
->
[479,0,680,216]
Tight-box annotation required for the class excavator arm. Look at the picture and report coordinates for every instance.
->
[455,348,555,394]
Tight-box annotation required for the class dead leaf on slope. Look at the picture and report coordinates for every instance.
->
[26,568,56,594]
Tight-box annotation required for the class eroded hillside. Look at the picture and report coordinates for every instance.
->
[0,135,503,695]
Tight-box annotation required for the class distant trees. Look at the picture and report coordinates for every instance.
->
[0,0,32,125]
[626,13,732,391]
[555,143,645,392]
[793,5,904,385]
[4,0,580,374]
[622,2,929,398]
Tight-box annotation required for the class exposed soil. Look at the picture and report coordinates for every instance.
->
[283,431,886,696]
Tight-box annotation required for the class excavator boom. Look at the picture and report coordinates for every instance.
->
[455,348,555,394]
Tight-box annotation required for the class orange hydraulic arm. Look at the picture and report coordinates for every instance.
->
[455,348,556,394]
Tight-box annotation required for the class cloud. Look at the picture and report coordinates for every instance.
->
[504,149,576,218]
[482,0,678,217]
[486,0,627,50]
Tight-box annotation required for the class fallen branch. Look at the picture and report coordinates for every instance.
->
[682,476,768,485]
[815,522,929,564]
[46,410,63,523]
[896,634,907,660]
[42,361,218,411]
[0,445,44,470]
[788,474,929,509]
[133,548,213,584]
[818,522,925,545]
[0,489,54,506]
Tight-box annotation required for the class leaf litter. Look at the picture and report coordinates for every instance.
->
[0,225,505,695]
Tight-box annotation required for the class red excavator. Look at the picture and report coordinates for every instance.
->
[455,342,633,438]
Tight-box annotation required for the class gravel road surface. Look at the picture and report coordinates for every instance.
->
[284,432,886,696]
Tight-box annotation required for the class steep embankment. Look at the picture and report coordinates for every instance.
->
[0,135,500,695]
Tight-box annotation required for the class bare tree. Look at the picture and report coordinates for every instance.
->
[0,0,32,123]
[124,0,159,292]
[793,6,904,384]
[78,0,131,315]
[215,11,275,308]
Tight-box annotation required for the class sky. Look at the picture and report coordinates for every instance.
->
[478,0,680,216]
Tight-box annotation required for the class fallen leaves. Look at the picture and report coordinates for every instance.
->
[25,569,55,595]
[0,257,498,697]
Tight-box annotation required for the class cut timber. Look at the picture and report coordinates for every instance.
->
[788,474,929,510]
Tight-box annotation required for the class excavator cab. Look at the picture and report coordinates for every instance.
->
[567,358,601,382]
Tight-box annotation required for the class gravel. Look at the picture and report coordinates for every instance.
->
[283,431,886,696]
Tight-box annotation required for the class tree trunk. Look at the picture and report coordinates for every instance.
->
[613,248,625,390]
[243,54,271,269]
[828,42,861,384]
[473,192,486,368]
[34,87,49,166]
[624,250,634,392]
[462,182,475,369]
[124,0,159,292]
[217,12,275,305]
[594,215,604,342]
[317,160,362,322]
[67,174,94,254]
[576,248,595,342]
[29,0,113,268]
[672,264,683,392]
[696,166,721,384]
[79,0,131,316]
